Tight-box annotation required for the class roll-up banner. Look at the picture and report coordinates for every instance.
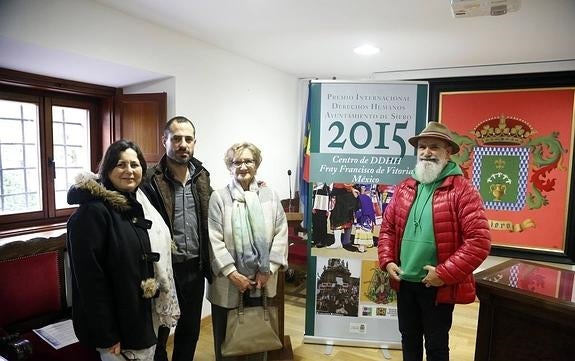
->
[302,80,429,350]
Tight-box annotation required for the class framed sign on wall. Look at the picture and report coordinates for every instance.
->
[429,72,575,264]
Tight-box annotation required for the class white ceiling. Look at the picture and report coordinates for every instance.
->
[1,0,574,86]
[0,36,168,88]
[91,0,575,79]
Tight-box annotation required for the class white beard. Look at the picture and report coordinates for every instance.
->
[413,158,448,184]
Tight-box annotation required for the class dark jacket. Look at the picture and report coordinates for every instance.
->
[141,155,213,282]
[378,174,491,304]
[66,173,156,350]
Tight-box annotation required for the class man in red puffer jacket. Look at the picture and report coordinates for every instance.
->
[378,121,491,361]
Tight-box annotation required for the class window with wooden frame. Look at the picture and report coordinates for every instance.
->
[0,68,167,237]
[0,69,115,236]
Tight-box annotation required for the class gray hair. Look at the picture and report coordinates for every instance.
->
[224,142,262,169]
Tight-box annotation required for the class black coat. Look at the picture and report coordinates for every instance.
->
[66,174,156,350]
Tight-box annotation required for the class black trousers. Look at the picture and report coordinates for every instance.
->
[397,281,455,361]
[155,258,204,361]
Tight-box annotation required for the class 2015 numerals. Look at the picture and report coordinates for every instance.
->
[327,121,408,157]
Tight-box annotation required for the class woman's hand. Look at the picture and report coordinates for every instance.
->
[254,271,270,289]
[108,342,121,355]
[228,271,255,293]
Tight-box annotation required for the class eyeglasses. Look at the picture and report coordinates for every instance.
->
[231,159,255,167]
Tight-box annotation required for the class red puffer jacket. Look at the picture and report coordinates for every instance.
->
[378,175,491,304]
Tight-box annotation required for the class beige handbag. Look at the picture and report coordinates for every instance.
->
[221,290,283,356]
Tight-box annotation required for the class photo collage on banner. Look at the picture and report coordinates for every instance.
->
[303,80,428,347]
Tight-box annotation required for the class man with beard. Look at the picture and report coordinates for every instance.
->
[378,121,491,361]
[142,116,213,361]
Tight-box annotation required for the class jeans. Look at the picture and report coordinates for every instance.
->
[397,281,454,361]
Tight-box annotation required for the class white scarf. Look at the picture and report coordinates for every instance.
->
[228,178,270,278]
[136,189,180,328]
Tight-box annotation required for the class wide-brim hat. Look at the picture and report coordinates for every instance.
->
[408,121,460,154]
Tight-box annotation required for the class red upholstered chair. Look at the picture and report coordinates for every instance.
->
[0,235,99,361]
[286,225,308,297]
[0,251,63,330]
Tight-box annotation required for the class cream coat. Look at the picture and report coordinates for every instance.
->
[207,183,289,308]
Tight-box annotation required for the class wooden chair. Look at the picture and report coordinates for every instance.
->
[0,234,99,361]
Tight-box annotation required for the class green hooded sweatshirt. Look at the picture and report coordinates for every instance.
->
[399,160,463,282]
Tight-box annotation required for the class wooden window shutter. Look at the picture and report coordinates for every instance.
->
[119,92,167,164]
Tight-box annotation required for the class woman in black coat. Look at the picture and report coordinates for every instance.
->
[67,140,160,361]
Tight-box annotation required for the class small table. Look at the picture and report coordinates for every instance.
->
[474,260,575,361]
[285,212,303,230]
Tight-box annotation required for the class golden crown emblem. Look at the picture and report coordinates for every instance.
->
[474,115,534,146]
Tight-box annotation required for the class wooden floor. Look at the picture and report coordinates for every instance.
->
[168,281,480,361]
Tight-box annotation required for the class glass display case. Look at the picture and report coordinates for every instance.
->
[474,260,575,361]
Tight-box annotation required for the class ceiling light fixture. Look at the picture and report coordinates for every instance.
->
[354,44,380,56]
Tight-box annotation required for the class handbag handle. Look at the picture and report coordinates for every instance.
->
[237,287,269,323]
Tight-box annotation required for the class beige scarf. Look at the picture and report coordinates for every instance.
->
[228,178,270,278]
[136,189,180,328]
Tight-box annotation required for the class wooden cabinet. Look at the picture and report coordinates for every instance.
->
[119,92,167,164]
[474,260,575,361]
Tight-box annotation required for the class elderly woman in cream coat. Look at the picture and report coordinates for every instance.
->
[207,142,288,361]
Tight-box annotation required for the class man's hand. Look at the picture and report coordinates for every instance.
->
[385,262,402,281]
[228,271,255,293]
[422,265,445,287]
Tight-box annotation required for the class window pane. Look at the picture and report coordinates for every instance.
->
[66,145,85,167]
[21,102,37,122]
[0,100,42,215]
[53,121,65,145]
[3,194,28,213]
[2,169,26,194]
[55,190,69,210]
[54,144,66,167]
[0,100,21,118]
[1,169,41,214]
[52,106,91,210]
[1,119,23,143]
[61,107,88,122]
[1,144,25,168]
[23,116,38,143]
[28,192,39,209]
[25,145,38,168]
[52,106,63,122]
[26,169,40,193]
[54,167,68,191]
[65,123,88,146]
[54,167,83,210]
